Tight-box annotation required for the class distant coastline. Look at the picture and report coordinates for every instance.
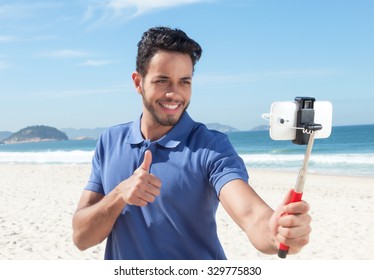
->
[0,123,241,143]
[1,123,373,144]
[2,125,68,145]
[1,124,373,177]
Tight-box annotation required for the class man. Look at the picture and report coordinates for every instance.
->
[72,26,311,259]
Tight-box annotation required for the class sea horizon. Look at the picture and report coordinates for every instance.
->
[0,124,373,178]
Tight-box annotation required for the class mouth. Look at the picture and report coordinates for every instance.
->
[160,103,179,110]
[159,101,182,112]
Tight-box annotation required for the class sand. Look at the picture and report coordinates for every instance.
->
[0,164,373,260]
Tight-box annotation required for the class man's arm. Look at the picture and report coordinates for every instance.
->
[219,179,311,255]
[72,150,161,250]
[72,189,125,250]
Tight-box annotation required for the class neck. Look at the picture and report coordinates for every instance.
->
[140,117,173,141]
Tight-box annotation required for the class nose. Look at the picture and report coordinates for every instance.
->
[165,84,179,97]
[165,92,175,98]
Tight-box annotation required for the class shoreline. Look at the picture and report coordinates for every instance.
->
[250,166,374,179]
[0,164,373,260]
[1,162,373,179]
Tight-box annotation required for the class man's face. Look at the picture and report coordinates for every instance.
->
[134,51,193,128]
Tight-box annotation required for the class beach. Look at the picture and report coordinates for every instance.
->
[0,163,373,260]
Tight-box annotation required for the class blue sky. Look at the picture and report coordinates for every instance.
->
[1,0,373,132]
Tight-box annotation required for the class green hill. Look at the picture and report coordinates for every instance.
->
[3,125,68,144]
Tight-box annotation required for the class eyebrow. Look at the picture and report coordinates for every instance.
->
[154,75,192,81]
[181,76,192,81]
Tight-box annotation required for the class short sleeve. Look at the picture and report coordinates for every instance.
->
[206,134,249,197]
[84,137,105,195]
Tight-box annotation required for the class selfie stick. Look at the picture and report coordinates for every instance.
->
[278,97,322,259]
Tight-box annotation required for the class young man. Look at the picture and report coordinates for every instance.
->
[72,26,311,259]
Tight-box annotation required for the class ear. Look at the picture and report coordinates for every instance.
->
[132,71,142,93]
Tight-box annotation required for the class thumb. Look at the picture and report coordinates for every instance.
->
[276,189,293,215]
[281,188,293,206]
[270,189,293,236]
[140,150,152,172]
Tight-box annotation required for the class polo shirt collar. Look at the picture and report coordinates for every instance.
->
[126,116,144,145]
[126,112,195,149]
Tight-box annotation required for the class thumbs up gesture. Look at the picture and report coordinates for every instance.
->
[117,150,162,207]
[139,149,153,172]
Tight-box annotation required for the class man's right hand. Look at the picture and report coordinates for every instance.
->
[117,150,162,207]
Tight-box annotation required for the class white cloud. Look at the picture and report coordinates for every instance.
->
[0,35,17,43]
[194,69,342,86]
[82,4,95,22]
[32,83,132,98]
[43,49,90,58]
[0,60,9,70]
[83,0,210,25]
[0,34,57,44]
[28,34,58,42]
[80,59,116,66]
[107,0,207,17]
[0,2,63,20]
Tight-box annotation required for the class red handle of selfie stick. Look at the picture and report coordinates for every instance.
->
[278,189,303,258]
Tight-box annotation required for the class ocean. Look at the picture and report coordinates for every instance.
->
[1,124,373,177]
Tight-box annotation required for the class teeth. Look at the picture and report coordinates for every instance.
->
[161,103,179,110]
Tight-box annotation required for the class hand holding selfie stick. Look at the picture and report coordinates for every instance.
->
[277,123,321,258]
[262,97,332,258]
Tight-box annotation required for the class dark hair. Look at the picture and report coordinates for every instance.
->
[136,26,202,76]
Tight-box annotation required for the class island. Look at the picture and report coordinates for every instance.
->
[3,125,69,144]
[205,123,239,133]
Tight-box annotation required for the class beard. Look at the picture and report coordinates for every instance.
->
[141,91,190,127]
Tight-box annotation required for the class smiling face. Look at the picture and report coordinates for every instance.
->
[132,51,193,140]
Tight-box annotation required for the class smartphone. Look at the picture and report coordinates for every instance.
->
[263,100,333,140]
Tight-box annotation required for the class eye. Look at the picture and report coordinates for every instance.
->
[180,80,191,86]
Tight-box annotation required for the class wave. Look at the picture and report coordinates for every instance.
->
[240,153,374,176]
[1,150,373,176]
[0,150,94,164]
[240,153,374,164]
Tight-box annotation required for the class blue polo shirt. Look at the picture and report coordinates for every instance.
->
[85,112,249,259]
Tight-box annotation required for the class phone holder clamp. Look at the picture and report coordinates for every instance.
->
[293,97,323,145]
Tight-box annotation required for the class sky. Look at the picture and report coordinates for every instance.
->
[1,0,373,132]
